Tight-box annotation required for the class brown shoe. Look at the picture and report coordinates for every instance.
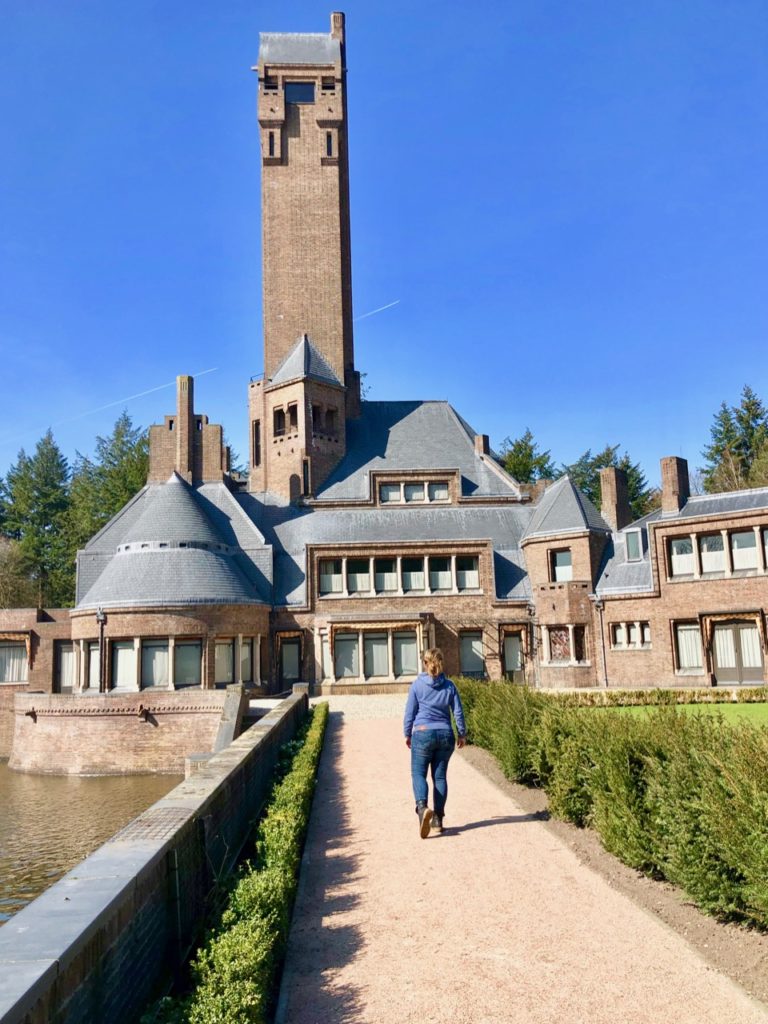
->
[431,814,443,834]
[417,802,433,839]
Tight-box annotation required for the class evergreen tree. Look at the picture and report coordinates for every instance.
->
[0,539,37,608]
[562,445,652,522]
[747,439,768,489]
[498,429,556,483]
[702,388,768,492]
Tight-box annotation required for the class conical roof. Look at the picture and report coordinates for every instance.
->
[121,473,222,547]
[522,475,610,540]
[270,334,342,387]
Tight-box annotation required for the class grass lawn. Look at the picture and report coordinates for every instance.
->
[613,702,768,725]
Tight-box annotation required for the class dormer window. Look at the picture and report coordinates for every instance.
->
[550,549,573,583]
[428,481,449,502]
[625,530,641,562]
[380,483,401,504]
[404,483,425,503]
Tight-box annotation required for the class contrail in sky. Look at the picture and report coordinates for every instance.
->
[354,299,400,322]
[0,367,219,447]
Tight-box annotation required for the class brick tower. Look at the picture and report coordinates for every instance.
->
[249,11,360,500]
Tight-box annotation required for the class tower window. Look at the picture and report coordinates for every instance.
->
[168,418,174,431]
[252,420,261,467]
[325,407,337,433]
[268,131,275,157]
[302,458,311,496]
[326,132,333,158]
[263,73,278,93]
[321,76,335,92]
[273,408,286,437]
[284,81,315,104]
[288,403,298,431]
[312,404,322,434]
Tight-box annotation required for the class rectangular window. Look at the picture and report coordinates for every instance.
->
[429,556,452,591]
[321,76,335,92]
[215,640,234,685]
[174,641,202,687]
[268,131,275,157]
[379,483,401,504]
[55,641,75,693]
[503,633,523,675]
[284,81,315,104]
[325,408,337,433]
[460,631,484,677]
[428,481,449,502]
[319,558,343,595]
[611,623,626,648]
[363,633,389,677]
[287,404,298,431]
[670,537,694,576]
[0,642,28,683]
[764,528,768,567]
[551,549,573,582]
[642,622,652,646]
[456,555,480,590]
[627,622,640,647]
[334,633,359,678]
[326,131,333,157]
[86,641,100,690]
[699,533,725,573]
[402,557,425,592]
[393,631,419,677]
[240,638,253,683]
[273,408,285,437]
[731,530,757,570]
[625,530,641,561]
[252,420,261,467]
[112,641,136,689]
[347,558,371,594]
[404,482,425,503]
[312,405,322,434]
[548,627,570,663]
[264,73,278,92]
[374,557,397,592]
[302,459,311,497]
[141,640,169,688]
[676,623,703,671]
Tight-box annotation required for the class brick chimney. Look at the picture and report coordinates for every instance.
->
[660,456,690,514]
[600,466,632,531]
[330,11,345,42]
[175,375,195,483]
[474,434,490,456]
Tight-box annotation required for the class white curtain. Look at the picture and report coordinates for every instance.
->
[677,625,703,670]
[174,642,201,687]
[731,532,757,570]
[58,644,75,691]
[460,632,484,675]
[699,534,724,573]
[142,642,169,687]
[87,643,100,689]
[112,641,136,687]
[429,558,452,591]
[240,639,253,683]
[393,632,418,677]
[215,641,234,684]
[320,560,342,594]
[670,538,694,575]
[334,634,359,678]
[402,561,424,592]
[740,626,762,670]
[364,634,389,677]
[504,634,522,673]
[457,557,479,590]
[374,560,397,592]
[0,642,28,682]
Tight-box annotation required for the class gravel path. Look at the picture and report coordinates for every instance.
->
[277,698,768,1023]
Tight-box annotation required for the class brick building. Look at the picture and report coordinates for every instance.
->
[1,12,766,700]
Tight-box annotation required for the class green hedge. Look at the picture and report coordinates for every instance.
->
[144,701,329,1024]
[457,680,768,927]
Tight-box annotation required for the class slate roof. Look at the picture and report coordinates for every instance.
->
[313,401,522,501]
[238,496,531,605]
[652,487,768,522]
[270,335,342,388]
[595,528,654,596]
[522,475,610,540]
[259,33,340,66]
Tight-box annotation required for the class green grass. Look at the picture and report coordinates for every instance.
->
[610,702,768,725]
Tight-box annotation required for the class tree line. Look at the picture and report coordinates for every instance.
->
[1,386,766,609]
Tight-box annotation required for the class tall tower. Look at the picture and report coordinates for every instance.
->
[249,11,359,500]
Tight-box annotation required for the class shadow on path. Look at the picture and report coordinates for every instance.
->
[439,810,550,836]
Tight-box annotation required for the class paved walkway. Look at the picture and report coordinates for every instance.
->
[276,698,768,1024]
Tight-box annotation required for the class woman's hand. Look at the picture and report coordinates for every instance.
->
[405,737,411,749]
[457,735,466,749]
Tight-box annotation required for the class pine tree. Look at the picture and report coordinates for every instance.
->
[702,388,768,492]
[0,539,37,608]
[562,445,652,522]
[498,429,556,483]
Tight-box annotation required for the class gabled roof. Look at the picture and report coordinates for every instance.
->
[313,400,521,501]
[259,33,340,66]
[522,475,610,541]
[270,334,342,388]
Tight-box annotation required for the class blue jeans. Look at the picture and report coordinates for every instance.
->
[410,729,455,816]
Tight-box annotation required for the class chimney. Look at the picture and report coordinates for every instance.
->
[599,467,632,531]
[474,434,490,456]
[331,11,345,43]
[176,375,194,483]
[660,456,689,514]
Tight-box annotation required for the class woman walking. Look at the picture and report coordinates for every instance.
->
[403,647,467,838]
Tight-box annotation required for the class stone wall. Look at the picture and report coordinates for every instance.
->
[0,692,308,1024]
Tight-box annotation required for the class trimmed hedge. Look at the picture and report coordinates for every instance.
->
[144,701,329,1024]
[457,680,768,928]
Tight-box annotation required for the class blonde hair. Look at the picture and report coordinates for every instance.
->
[423,647,444,673]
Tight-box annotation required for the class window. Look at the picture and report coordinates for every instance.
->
[675,623,703,672]
[402,557,425,592]
[268,131,275,157]
[334,633,359,678]
[112,641,136,689]
[380,483,401,504]
[326,131,333,157]
[0,641,28,683]
[346,558,370,594]
[503,633,523,677]
[174,641,202,687]
[611,623,626,648]
[264,73,278,92]
[302,459,311,497]
[312,405,322,433]
[393,631,419,677]
[456,555,479,590]
[404,482,425,503]
[54,641,75,693]
[288,404,298,431]
[625,530,641,561]
[325,408,337,433]
[252,420,261,467]
[363,633,388,677]
[642,623,652,646]
[428,481,449,502]
[319,558,343,595]
[374,557,397,593]
[141,640,169,688]
[764,528,768,568]
[548,627,570,663]
[240,638,253,683]
[284,81,315,104]
[699,533,725,573]
[731,531,757,571]
[550,549,573,583]
[215,640,234,684]
[86,641,100,690]
[460,632,485,677]
[321,76,335,92]
[669,537,694,576]
[610,622,651,650]
[429,556,452,591]
[273,408,285,437]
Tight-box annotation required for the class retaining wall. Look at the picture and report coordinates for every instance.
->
[0,691,308,1024]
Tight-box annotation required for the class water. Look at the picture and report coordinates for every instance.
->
[0,761,182,925]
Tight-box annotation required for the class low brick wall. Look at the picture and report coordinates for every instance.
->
[0,691,308,1024]
[0,685,27,759]
[8,688,247,775]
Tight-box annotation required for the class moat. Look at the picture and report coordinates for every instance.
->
[0,760,181,924]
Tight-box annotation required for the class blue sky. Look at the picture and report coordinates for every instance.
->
[2,1,767,487]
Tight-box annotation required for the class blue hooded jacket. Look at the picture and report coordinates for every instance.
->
[403,672,466,738]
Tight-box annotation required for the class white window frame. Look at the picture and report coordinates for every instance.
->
[551,549,573,583]
[625,530,642,562]
[675,622,704,674]
[669,537,694,577]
